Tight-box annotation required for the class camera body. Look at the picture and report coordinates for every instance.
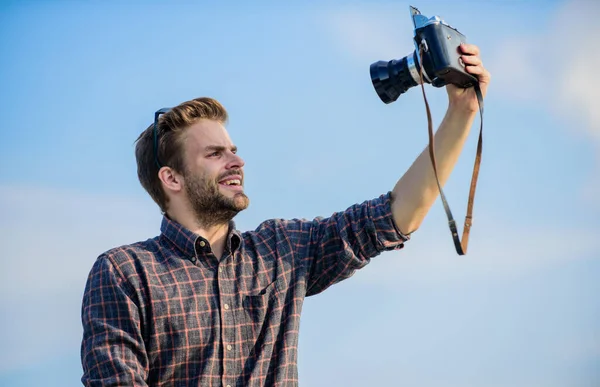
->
[370,6,478,104]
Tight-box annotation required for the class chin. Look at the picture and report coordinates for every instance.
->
[233,193,250,210]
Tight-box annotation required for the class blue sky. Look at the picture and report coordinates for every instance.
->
[1,0,599,386]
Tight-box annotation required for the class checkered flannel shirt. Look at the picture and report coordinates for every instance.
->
[80,192,409,386]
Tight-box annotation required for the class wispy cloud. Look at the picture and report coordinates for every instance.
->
[0,184,161,372]
[320,4,415,63]
[487,0,600,210]
[349,208,600,289]
[4,182,596,372]
[2,182,598,385]
[323,0,600,210]
[325,0,600,139]
[554,1,600,141]
[490,0,600,139]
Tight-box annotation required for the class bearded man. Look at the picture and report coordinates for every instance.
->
[80,43,490,387]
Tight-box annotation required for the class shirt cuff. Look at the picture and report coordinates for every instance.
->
[370,191,411,251]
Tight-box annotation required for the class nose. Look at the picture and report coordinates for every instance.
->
[226,151,245,170]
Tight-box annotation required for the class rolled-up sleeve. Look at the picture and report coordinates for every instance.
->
[303,192,409,296]
[80,255,149,386]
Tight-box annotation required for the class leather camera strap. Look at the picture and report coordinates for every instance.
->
[417,44,484,255]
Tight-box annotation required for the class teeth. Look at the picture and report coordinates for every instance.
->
[225,179,240,185]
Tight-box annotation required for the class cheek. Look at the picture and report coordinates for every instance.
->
[187,160,217,180]
[183,166,210,189]
[199,162,222,181]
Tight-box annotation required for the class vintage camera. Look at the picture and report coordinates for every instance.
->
[370,6,478,104]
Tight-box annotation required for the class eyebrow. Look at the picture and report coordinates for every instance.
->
[204,145,238,153]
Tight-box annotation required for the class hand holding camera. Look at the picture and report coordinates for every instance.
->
[370,6,490,256]
[446,43,490,113]
[370,6,488,106]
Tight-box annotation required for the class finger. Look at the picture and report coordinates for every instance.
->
[461,55,481,66]
[459,43,480,56]
[466,66,491,82]
[465,64,485,76]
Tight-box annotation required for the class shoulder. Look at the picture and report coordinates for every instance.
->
[242,217,319,240]
[243,192,395,236]
[88,236,165,286]
[238,218,320,256]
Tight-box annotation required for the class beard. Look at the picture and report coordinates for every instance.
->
[183,168,249,228]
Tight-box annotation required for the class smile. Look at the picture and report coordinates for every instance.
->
[221,179,241,186]
[218,175,243,191]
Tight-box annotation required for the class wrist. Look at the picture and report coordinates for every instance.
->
[447,101,478,118]
[439,103,477,138]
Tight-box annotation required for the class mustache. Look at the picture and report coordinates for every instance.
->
[218,169,243,181]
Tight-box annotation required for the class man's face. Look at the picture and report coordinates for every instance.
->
[180,119,249,226]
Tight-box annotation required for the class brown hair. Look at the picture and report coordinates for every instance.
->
[135,97,229,213]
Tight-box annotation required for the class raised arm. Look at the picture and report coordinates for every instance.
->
[391,43,491,235]
[302,193,409,296]
[81,256,149,386]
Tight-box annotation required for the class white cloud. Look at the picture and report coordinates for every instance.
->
[560,53,600,141]
[0,184,162,372]
[352,215,600,289]
[487,36,548,103]
[325,0,600,139]
[489,0,600,141]
[549,0,600,208]
[0,184,161,299]
[490,0,600,214]
[322,4,416,63]
[316,0,600,275]
[557,335,600,363]
[553,1,600,141]
[323,0,600,210]
[581,173,600,211]
[1,183,598,382]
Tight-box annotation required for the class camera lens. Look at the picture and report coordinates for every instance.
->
[370,53,420,104]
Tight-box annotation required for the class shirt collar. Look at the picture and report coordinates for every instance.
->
[160,215,242,259]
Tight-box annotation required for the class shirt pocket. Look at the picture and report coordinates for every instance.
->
[242,279,284,325]
[240,278,285,360]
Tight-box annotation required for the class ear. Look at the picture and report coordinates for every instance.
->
[158,167,184,194]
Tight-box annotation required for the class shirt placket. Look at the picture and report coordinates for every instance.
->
[218,252,237,387]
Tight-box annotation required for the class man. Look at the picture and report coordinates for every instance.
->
[81,43,490,386]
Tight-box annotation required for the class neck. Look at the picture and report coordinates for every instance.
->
[167,207,231,260]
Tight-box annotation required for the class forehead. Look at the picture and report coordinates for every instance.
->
[183,119,232,152]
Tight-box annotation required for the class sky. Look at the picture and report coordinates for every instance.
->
[1,0,599,386]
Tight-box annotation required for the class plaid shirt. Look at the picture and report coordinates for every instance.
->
[80,192,408,387]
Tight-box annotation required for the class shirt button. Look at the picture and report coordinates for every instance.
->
[227,344,232,351]
[199,241,206,247]
[224,304,229,310]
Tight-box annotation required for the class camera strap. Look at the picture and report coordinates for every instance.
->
[417,45,484,256]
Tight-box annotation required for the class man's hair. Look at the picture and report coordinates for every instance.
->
[135,97,229,213]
